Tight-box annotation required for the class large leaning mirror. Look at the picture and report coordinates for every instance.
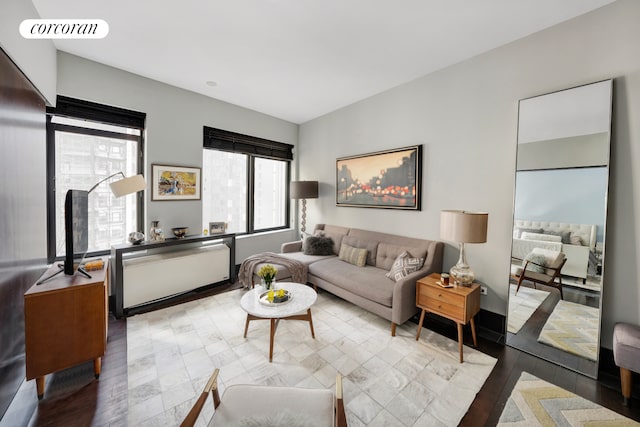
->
[506,79,612,378]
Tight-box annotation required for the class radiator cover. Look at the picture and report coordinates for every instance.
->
[122,244,230,308]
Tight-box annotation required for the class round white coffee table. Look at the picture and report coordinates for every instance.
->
[240,282,317,362]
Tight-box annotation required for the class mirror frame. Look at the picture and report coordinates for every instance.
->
[506,79,613,378]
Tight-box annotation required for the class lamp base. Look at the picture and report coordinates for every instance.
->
[450,264,475,287]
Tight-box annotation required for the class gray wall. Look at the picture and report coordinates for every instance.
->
[299,0,640,348]
[56,52,299,263]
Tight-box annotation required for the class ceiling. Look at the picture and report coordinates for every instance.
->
[32,0,615,124]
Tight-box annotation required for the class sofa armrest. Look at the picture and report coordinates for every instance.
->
[391,242,443,325]
[281,240,303,253]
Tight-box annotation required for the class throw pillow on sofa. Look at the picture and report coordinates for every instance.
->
[385,251,424,282]
[338,243,368,267]
[304,236,334,255]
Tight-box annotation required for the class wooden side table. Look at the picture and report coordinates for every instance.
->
[415,272,481,363]
[24,258,108,399]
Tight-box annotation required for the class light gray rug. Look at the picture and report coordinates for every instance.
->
[507,284,550,334]
[127,288,496,426]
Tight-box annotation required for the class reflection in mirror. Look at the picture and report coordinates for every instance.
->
[506,80,612,379]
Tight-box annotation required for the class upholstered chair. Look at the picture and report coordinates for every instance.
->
[512,248,567,299]
[180,369,347,426]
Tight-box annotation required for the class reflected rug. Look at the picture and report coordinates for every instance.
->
[126,288,496,426]
[537,300,599,361]
[507,284,550,334]
[498,372,639,426]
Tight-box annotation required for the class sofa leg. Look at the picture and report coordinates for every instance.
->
[391,322,396,337]
[621,367,632,406]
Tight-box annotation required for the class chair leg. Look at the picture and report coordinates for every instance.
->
[621,367,632,406]
[558,278,563,300]
[391,322,397,337]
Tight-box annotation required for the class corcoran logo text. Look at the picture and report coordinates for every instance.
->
[20,19,109,39]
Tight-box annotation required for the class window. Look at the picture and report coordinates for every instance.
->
[202,126,292,234]
[47,97,145,260]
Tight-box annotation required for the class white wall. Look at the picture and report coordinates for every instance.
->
[299,0,640,348]
[0,0,56,105]
[56,52,299,259]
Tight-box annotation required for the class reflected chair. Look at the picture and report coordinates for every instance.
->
[512,249,567,300]
[180,368,347,427]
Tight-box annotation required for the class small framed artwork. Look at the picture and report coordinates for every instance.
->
[152,164,201,201]
[209,221,227,234]
[336,145,422,210]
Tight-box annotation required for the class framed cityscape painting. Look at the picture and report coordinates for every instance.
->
[151,164,201,201]
[336,145,422,210]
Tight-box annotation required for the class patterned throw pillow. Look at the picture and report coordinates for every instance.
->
[338,243,368,267]
[303,236,334,255]
[523,252,547,273]
[385,251,425,282]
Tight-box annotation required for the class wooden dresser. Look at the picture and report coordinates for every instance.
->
[24,259,108,399]
[415,272,480,363]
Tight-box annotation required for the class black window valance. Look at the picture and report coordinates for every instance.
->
[47,95,146,129]
[203,126,293,161]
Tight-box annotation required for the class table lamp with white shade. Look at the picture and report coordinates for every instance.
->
[440,210,488,286]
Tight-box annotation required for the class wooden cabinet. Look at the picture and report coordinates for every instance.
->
[24,259,108,399]
[415,273,480,363]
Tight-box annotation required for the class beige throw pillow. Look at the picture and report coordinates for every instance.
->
[338,243,368,267]
[385,251,424,282]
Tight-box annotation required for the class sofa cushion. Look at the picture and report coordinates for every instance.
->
[304,236,334,256]
[343,235,378,266]
[338,243,368,267]
[521,232,562,243]
[376,242,427,270]
[278,251,335,266]
[309,258,393,307]
[385,251,424,281]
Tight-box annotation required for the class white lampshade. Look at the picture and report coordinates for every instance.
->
[440,210,488,243]
[109,174,146,198]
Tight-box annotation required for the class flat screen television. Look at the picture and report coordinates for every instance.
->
[64,189,90,276]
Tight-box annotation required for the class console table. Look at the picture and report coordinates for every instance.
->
[111,233,236,318]
[415,273,480,363]
[24,258,108,399]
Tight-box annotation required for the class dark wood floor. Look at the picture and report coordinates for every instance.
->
[3,284,639,426]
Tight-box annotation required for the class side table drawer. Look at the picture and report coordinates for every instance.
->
[423,298,464,320]
[418,284,465,307]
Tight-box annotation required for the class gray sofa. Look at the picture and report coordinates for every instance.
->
[278,224,444,336]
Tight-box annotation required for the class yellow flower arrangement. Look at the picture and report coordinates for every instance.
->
[257,264,278,284]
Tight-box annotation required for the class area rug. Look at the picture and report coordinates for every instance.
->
[508,284,550,334]
[537,300,599,361]
[126,288,497,426]
[498,372,639,426]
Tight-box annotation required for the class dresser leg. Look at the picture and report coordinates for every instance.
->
[457,323,464,363]
[470,317,477,347]
[416,309,426,341]
[93,357,102,379]
[36,376,45,399]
